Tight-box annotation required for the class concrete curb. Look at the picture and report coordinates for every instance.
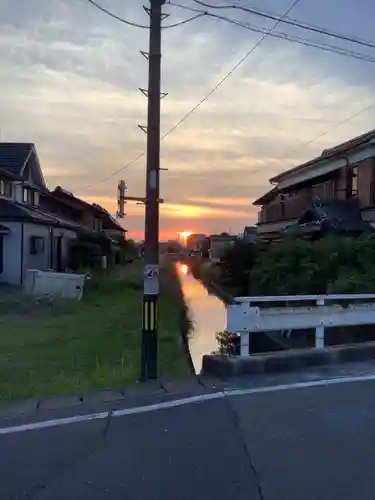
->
[0,377,221,422]
[202,342,375,377]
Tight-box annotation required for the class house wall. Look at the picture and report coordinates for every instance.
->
[258,158,375,228]
[22,224,76,280]
[0,222,22,285]
[275,144,375,190]
[357,158,375,208]
[209,239,235,262]
[51,227,76,270]
[80,211,96,230]
[23,224,52,274]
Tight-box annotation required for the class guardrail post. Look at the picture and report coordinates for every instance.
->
[240,332,250,357]
[315,298,325,348]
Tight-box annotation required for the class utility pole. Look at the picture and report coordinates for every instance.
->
[140,0,165,380]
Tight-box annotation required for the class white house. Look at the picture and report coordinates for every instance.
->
[0,143,82,285]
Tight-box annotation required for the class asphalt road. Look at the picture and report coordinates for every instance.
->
[2,365,375,499]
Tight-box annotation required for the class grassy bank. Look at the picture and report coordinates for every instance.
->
[0,262,190,402]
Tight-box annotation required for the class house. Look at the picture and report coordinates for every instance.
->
[0,142,128,284]
[42,188,127,266]
[203,234,237,263]
[0,143,81,284]
[186,233,206,252]
[254,128,375,239]
[242,226,257,243]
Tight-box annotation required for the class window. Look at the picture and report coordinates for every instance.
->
[4,182,12,198]
[280,195,285,218]
[23,188,35,205]
[30,236,45,255]
[352,166,359,195]
[93,217,102,232]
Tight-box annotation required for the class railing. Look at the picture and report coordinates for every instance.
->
[227,294,375,356]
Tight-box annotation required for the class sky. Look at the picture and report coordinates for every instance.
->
[1,0,375,239]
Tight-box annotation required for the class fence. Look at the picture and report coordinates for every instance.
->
[227,294,375,356]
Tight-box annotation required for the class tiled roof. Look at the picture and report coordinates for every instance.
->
[270,128,375,184]
[0,199,89,232]
[284,199,372,235]
[0,143,34,175]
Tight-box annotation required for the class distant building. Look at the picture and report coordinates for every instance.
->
[242,226,257,243]
[186,233,206,250]
[206,234,237,263]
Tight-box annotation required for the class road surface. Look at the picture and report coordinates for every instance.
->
[1,362,375,499]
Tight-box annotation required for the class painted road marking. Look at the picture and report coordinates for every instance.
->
[2,373,375,436]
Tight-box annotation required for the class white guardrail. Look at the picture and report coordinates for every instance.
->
[227,294,375,356]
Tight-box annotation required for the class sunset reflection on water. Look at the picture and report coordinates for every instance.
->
[176,262,226,373]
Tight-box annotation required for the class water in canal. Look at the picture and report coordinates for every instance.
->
[176,262,226,374]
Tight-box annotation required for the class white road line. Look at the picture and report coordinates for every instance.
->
[1,373,375,436]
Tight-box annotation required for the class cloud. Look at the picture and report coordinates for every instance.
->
[1,0,375,239]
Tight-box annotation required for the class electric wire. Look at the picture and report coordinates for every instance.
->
[193,0,375,51]
[84,0,205,29]
[79,0,302,189]
[169,2,375,64]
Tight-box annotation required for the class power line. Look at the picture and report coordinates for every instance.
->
[226,0,375,50]
[277,102,375,164]
[81,153,145,190]
[84,0,149,27]
[194,0,375,51]
[79,0,302,190]
[170,3,375,64]
[242,102,375,180]
[84,0,205,29]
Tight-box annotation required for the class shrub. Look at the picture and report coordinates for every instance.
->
[219,234,375,296]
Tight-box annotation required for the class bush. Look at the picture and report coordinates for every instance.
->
[218,234,375,296]
[219,240,256,295]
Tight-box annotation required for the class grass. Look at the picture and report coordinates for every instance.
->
[0,262,190,402]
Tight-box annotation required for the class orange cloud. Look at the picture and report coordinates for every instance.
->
[187,196,251,206]
[79,195,117,212]
[161,202,253,219]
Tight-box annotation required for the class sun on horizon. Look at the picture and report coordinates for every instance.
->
[178,231,193,245]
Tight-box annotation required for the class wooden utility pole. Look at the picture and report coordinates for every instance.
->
[140,0,165,380]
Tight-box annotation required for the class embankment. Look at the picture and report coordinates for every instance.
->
[160,261,195,374]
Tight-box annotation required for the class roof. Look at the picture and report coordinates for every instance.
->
[209,234,237,241]
[270,128,375,185]
[0,167,21,181]
[0,143,34,176]
[52,187,108,216]
[244,226,257,234]
[103,214,126,233]
[284,199,372,235]
[0,198,90,232]
[253,187,278,206]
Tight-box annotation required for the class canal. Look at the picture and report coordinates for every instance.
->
[176,262,226,373]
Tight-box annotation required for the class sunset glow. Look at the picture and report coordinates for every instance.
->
[179,231,192,238]
[3,1,374,242]
[178,231,193,245]
[180,264,189,276]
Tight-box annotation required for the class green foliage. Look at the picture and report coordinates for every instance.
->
[123,238,138,257]
[219,234,375,296]
[215,329,239,355]
[219,240,256,295]
[68,241,102,270]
